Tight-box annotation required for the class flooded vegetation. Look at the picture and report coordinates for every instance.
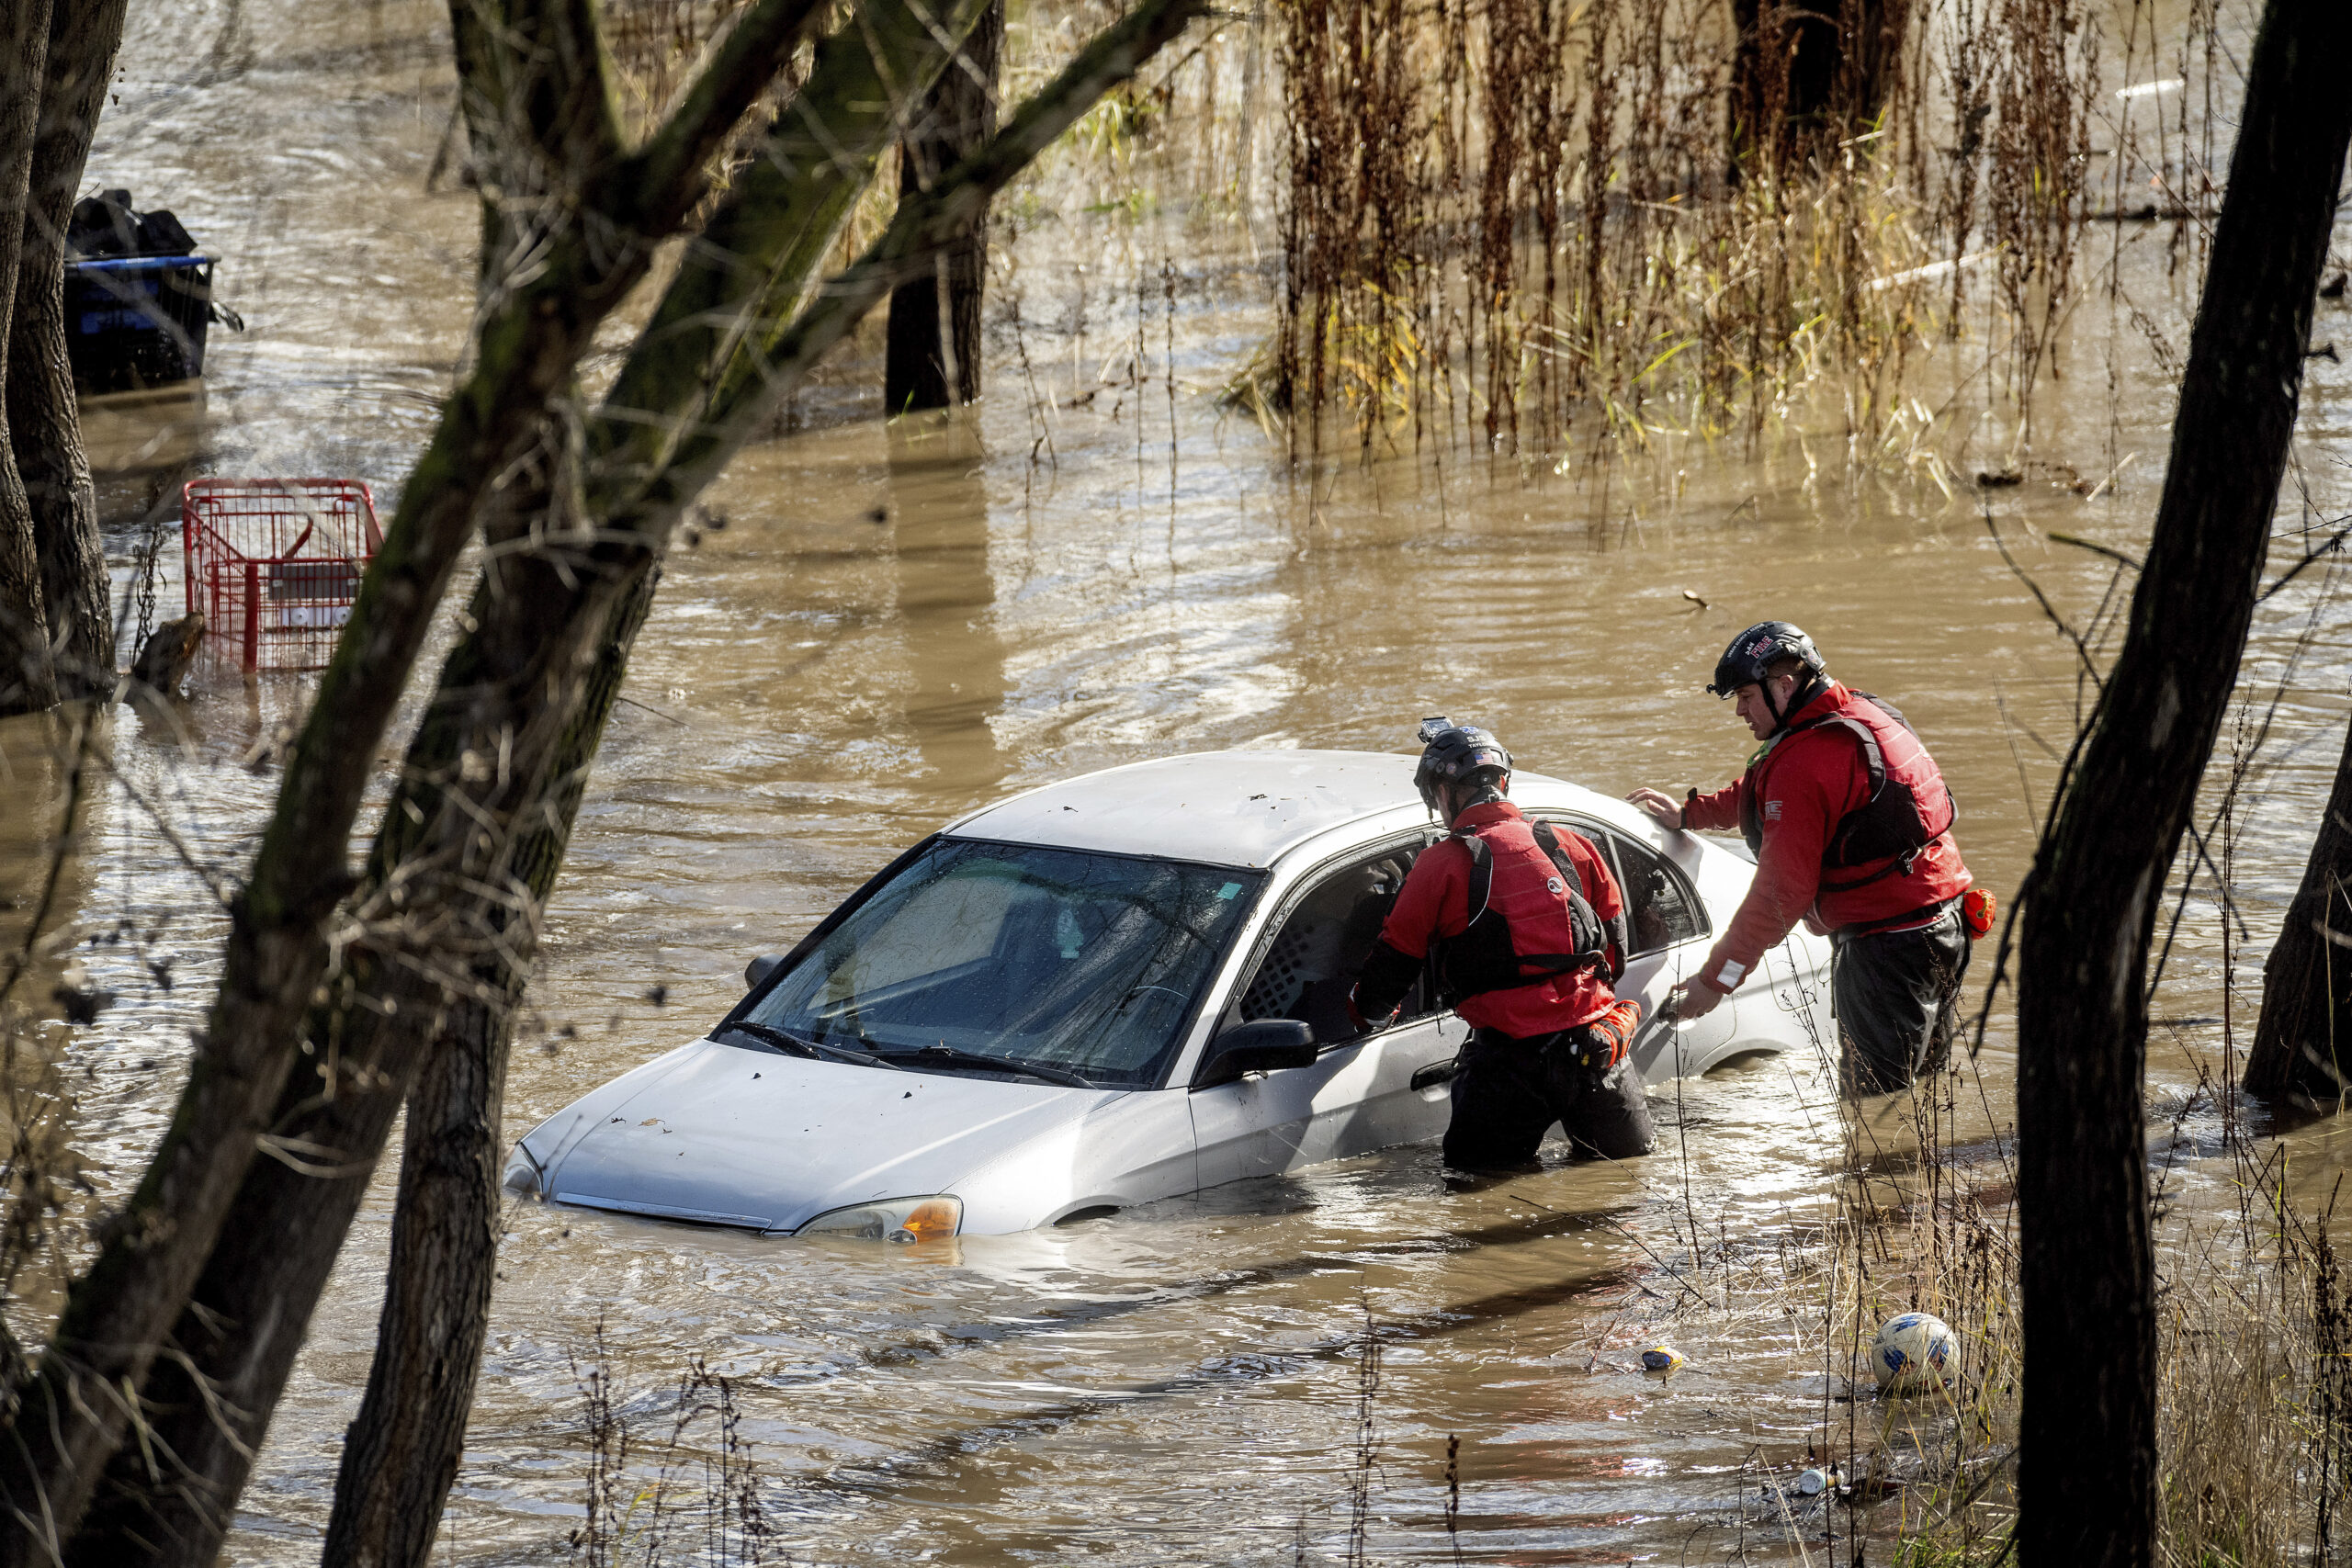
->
[2,0,2351,1561]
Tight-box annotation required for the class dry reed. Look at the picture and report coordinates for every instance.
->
[1769,1067,2352,1567]
[1243,0,2197,480]
[569,1327,782,1568]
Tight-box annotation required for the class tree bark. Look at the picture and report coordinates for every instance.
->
[2013,4,2352,1565]
[8,0,126,700]
[886,0,1001,412]
[2246,708,2352,1098]
[49,0,1206,1559]
[325,1004,510,1568]
[0,0,724,1541]
[66,569,650,1568]
[1728,0,1906,175]
[0,455,48,716]
[0,0,58,719]
[318,570,655,1568]
[36,0,838,1551]
[60,947,429,1568]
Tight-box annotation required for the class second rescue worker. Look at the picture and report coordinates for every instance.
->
[1628,622,1978,1095]
[1350,720,1654,1170]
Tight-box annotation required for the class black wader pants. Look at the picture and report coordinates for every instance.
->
[1442,1022,1657,1170]
[1831,906,1971,1095]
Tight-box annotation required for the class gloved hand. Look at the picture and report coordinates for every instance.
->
[1667,977,1728,1021]
[1346,988,1393,1034]
[1585,998,1644,1068]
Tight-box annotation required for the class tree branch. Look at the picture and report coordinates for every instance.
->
[667,0,1213,496]
[589,0,998,498]
[608,0,833,225]
[0,97,676,1568]
[2015,0,2352,1557]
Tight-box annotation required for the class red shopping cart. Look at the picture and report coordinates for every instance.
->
[182,478,381,672]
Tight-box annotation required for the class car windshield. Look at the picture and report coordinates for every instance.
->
[733,839,1263,1088]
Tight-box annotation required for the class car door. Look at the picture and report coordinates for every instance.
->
[1540,814,1733,1079]
[1189,837,1465,1188]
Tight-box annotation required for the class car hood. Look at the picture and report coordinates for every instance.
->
[520,1037,1118,1233]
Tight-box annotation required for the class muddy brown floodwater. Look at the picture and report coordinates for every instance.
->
[5,0,2352,1562]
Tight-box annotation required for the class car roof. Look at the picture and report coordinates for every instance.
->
[943,749,1645,870]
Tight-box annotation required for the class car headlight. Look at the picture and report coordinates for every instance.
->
[795,1195,962,1242]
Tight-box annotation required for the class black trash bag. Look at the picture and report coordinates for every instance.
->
[67,189,140,257]
[135,208,196,256]
[62,187,226,390]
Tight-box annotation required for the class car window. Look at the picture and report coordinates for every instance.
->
[738,839,1263,1087]
[1548,818,1708,953]
[1233,842,1426,1043]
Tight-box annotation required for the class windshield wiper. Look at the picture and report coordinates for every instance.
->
[882,1043,1100,1089]
[721,1020,903,1070]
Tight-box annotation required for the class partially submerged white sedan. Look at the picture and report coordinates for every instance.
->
[503,751,1834,1238]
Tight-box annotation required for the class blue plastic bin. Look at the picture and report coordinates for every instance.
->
[64,254,218,392]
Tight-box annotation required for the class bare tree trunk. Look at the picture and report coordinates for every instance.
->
[67,547,644,1561]
[327,1006,509,1565]
[61,948,435,1567]
[1729,0,1906,175]
[26,0,816,1541]
[9,0,128,699]
[50,0,1204,1559]
[0,0,674,1536]
[319,570,654,1568]
[885,0,1001,411]
[2246,707,2352,1098]
[0,460,47,715]
[2013,3,2352,1563]
[68,561,644,1562]
[0,0,58,719]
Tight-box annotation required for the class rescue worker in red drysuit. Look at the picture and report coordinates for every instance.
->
[1628,622,1974,1095]
[1350,720,1655,1169]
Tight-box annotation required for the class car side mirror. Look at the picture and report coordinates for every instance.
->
[745,953,785,988]
[1192,1019,1317,1089]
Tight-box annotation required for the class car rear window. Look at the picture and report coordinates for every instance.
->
[736,839,1264,1088]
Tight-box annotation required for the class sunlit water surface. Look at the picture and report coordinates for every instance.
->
[3,0,2348,1560]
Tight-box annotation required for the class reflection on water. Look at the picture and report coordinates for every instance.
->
[80,383,207,480]
[3,0,2350,1561]
[889,414,1008,792]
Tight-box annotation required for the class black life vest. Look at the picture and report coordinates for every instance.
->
[1739,692,1959,893]
[1434,818,1622,1004]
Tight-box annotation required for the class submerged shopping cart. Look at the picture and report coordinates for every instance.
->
[182,478,382,672]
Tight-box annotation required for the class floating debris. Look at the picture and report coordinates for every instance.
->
[129,611,205,699]
[1871,1311,1959,1394]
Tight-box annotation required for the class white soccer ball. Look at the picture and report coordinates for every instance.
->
[1870,1311,1958,1394]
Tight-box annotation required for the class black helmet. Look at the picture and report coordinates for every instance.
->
[1413,716,1511,811]
[1707,621,1827,729]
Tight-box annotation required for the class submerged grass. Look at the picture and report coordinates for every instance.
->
[569,1325,783,1568]
[593,0,2250,494]
[1784,1069,2352,1567]
[1538,1064,2352,1566]
[1265,0,2114,479]
[546,1070,2352,1565]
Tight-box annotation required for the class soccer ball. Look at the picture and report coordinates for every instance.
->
[1870,1312,1958,1394]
